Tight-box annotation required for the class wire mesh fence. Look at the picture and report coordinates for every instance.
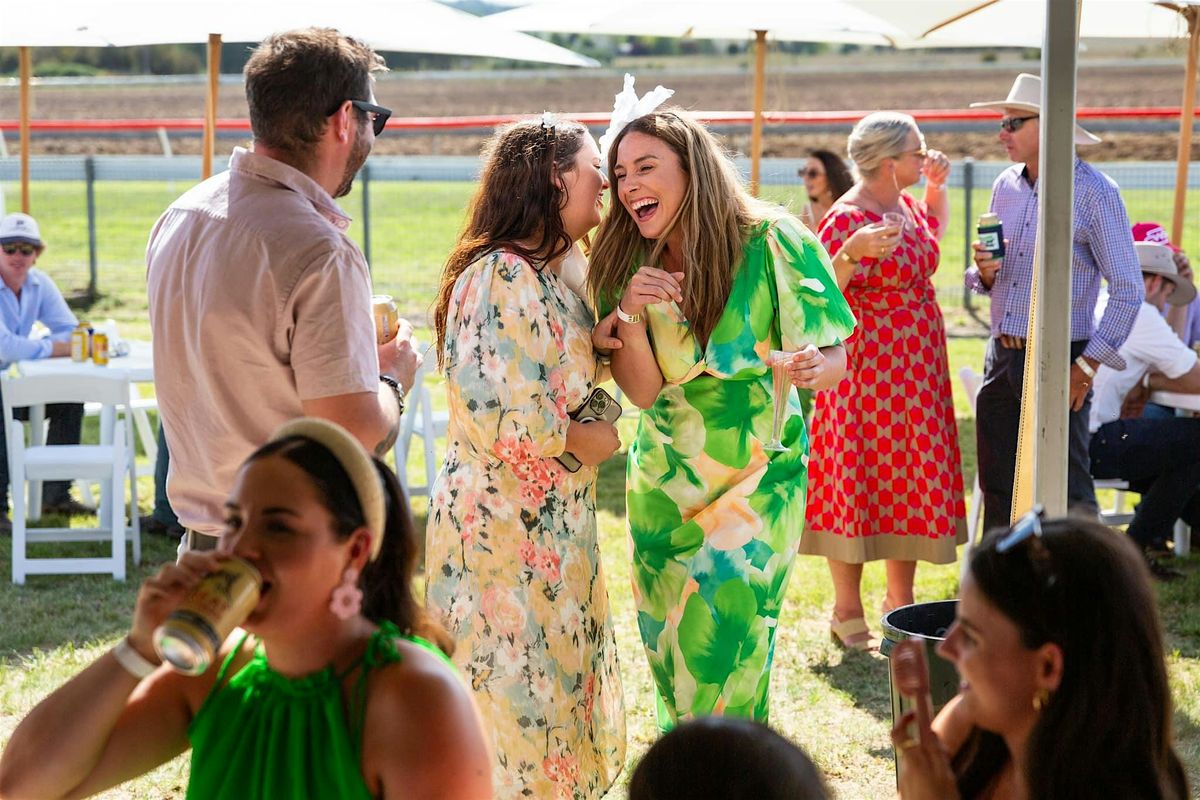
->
[1,155,1198,326]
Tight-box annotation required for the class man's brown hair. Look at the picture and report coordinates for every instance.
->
[244,28,386,164]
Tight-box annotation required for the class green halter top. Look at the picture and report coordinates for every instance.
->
[186,620,451,799]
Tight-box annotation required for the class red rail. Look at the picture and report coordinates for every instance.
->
[0,106,1192,133]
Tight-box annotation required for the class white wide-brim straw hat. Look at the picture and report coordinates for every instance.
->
[971,72,1101,147]
[1136,241,1197,306]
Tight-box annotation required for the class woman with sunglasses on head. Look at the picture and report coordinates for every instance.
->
[0,418,493,800]
[891,513,1188,800]
[801,112,965,652]
[799,149,854,232]
[425,116,626,800]
[588,94,856,729]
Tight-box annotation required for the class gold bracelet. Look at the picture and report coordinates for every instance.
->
[839,249,859,266]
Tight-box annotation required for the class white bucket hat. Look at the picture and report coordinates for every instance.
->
[1136,241,1196,306]
[970,73,1101,146]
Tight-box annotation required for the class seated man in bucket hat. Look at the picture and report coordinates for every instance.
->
[1132,221,1200,347]
[964,72,1143,534]
[1088,240,1200,580]
[0,212,89,529]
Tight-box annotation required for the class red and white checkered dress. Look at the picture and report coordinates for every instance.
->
[801,192,966,564]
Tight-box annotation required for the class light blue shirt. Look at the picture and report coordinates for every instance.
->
[0,268,79,368]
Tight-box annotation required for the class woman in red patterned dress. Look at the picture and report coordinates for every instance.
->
[802,112,966,651]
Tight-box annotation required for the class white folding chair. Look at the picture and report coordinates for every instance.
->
[78,383,157,509]
[4,373,140,583]
[393,360,448,499]
[1095,478,1135,527]
[959,367,985,580]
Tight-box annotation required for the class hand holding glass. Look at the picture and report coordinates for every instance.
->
[765,350,795,452]
[882,211,906,234]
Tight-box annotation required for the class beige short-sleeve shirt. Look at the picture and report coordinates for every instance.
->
[147,147,378,534]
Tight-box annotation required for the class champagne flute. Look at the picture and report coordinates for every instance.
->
[798,205,817,232]
[765,350,794,452]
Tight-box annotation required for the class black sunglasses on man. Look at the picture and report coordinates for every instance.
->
[327,99,392,137]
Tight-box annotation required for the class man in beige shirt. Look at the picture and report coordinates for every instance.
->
[147,28,418,548]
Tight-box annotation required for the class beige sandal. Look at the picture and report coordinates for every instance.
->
[830,615,877,652]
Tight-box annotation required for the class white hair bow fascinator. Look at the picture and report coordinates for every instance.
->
[598,73,675,162]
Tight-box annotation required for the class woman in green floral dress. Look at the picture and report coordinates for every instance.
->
[589,110,857,729]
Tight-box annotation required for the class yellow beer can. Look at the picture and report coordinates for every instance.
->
[70,325,90,362]
[372,294,398,345]
[91,332,109,366]
[154,557,262,675]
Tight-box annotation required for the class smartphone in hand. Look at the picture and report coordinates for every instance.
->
[556,387,622,473]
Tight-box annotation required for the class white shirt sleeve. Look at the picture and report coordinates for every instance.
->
[1130,307,1197,379]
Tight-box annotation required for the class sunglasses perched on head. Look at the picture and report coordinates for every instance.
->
[995,504,1057,588]
[327,99,392,136]
[1000,115,1038,133]
[1,243,37,256]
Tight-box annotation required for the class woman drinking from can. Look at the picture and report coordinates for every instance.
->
[0,418,493,800]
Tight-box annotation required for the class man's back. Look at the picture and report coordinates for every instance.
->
[147,148,377,535]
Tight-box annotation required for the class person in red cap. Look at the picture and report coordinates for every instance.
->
[1132,222,1199,346]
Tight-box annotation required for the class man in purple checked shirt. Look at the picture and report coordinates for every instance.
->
[965,73,1144,534]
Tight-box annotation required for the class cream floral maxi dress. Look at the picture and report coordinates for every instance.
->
[425,250,626,800]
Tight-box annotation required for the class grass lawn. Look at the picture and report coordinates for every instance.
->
[2,178,1200,797]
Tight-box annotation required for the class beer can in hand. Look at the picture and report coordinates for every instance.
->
[372,294,399,345]
[977,212,1005,258]
[154,557,262,675]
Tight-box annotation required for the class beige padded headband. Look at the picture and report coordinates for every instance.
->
[269,417,386,560]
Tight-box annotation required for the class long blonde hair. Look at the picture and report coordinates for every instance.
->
[588,110,779,347]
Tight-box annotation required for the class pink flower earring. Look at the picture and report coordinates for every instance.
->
[329,567,363,620]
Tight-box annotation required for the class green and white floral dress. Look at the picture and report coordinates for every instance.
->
[614,216,856,729]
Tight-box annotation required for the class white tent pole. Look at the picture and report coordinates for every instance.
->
[1171,6,1200,246]
[1033,0,1079,517]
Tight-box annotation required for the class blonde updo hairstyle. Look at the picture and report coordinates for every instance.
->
[846,111,923,179]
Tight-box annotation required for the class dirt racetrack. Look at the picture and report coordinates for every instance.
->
[3,58,1198,161]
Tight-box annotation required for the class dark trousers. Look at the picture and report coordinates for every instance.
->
[0,380,85,509]
[152,423,179,527]
[1090,417,1200,548]
[976,338,1098,535]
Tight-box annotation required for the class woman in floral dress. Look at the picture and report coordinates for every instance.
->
[588,110,856,729]
[425,118,625,800]
[803,112,966,651]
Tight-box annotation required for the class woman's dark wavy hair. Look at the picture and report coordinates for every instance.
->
[433,117,588,368]
[629,717,828,800]
[247,436,453,656]
[953,517,1186,799]
[807,149,854,204]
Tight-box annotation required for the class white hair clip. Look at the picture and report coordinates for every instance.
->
[598,74,674,161]
[540,110,558,129]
